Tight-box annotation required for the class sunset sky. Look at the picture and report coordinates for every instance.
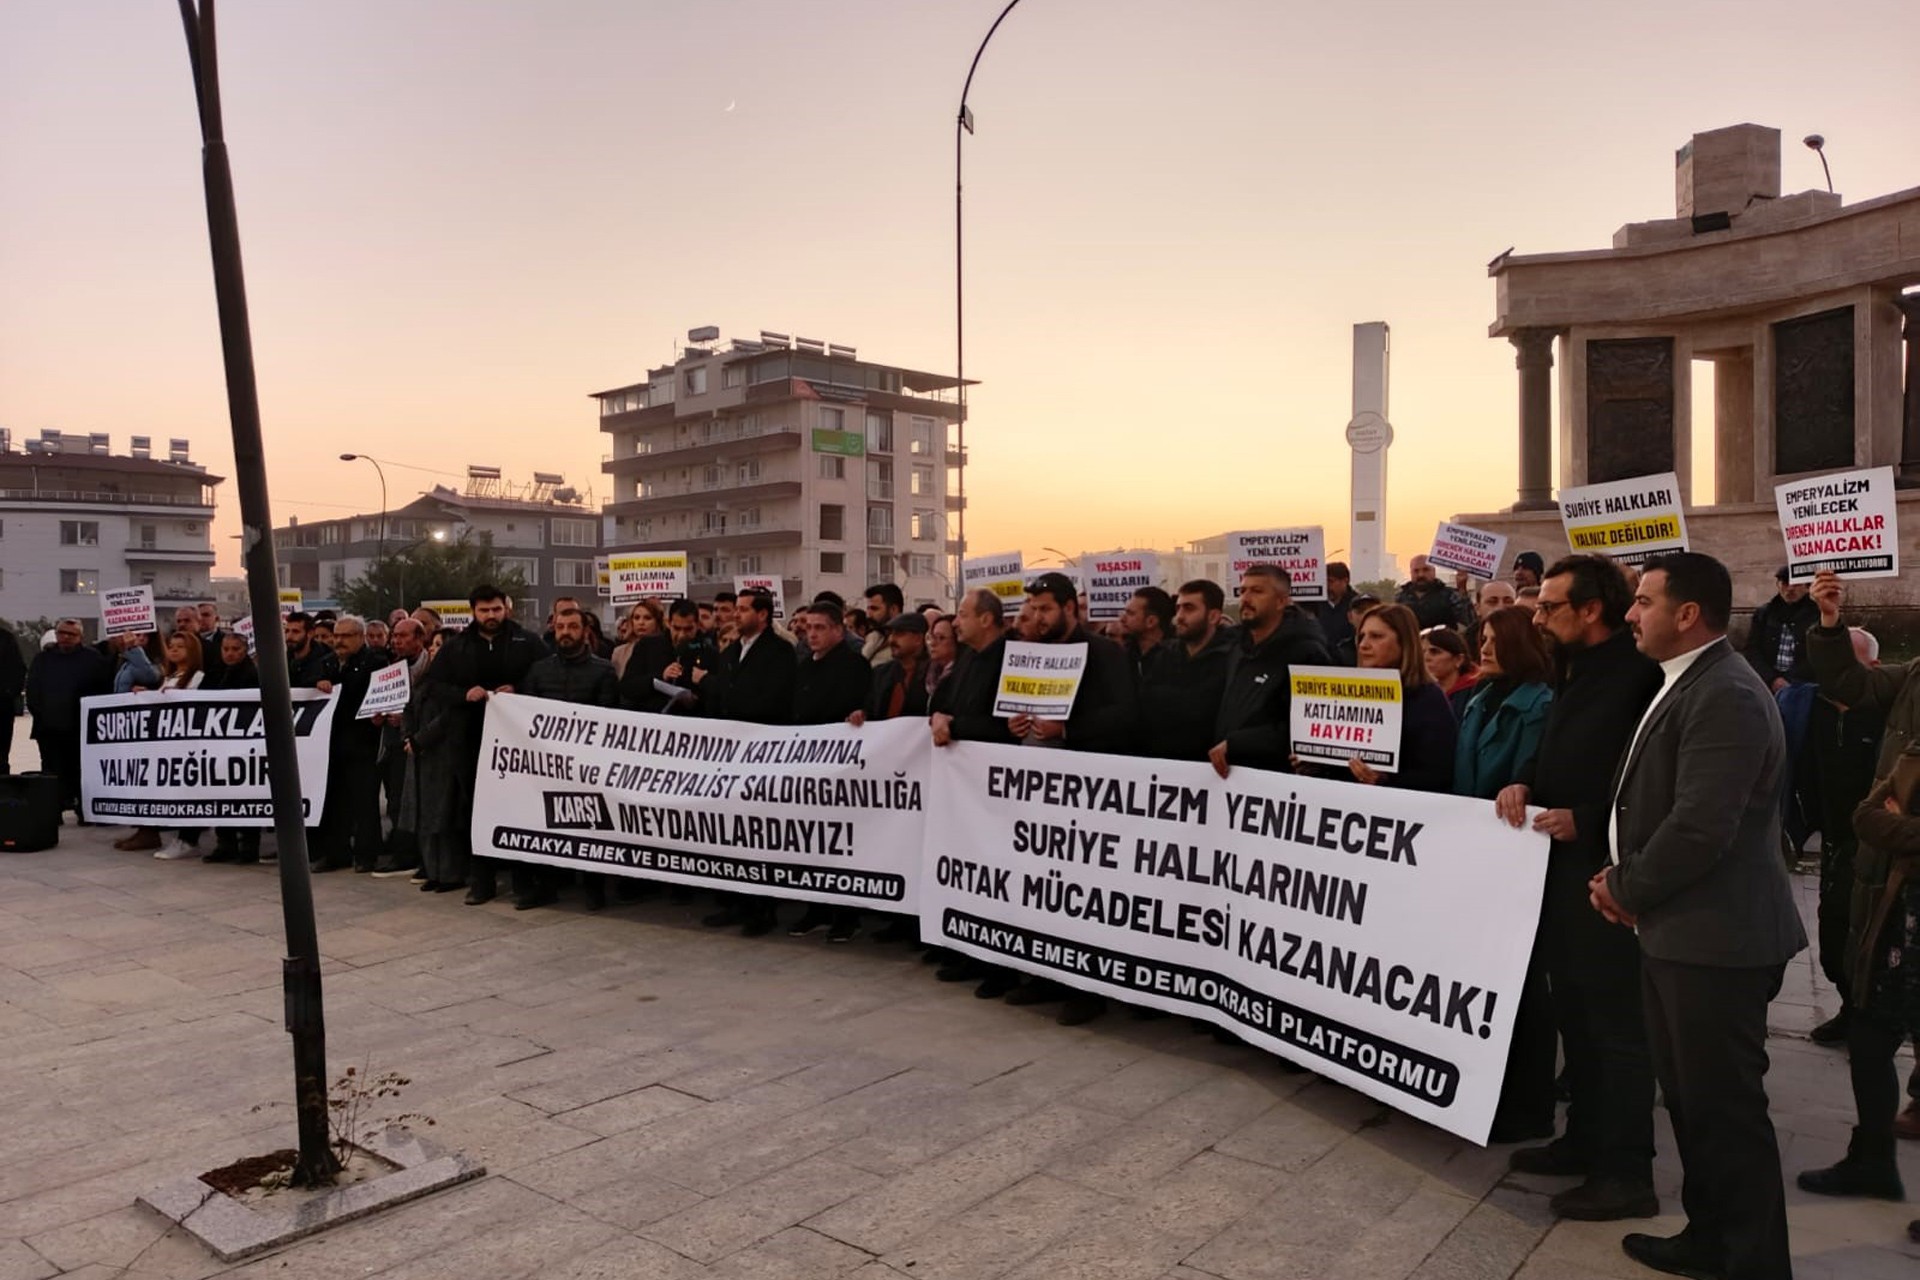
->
[3,1,1915,577]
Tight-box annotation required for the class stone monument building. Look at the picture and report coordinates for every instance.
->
[1458,124,1920,604]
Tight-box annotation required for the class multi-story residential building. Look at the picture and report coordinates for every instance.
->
[273,469,601,619]
[0,430,221,637]
[595,329,967,607]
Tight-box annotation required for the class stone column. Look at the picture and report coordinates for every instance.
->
[1897,294,1920,487]
[1511,329,1557,510]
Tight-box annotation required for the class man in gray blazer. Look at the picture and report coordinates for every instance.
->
[1591,552,1806,1280]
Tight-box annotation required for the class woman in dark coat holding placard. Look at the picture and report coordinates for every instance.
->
[1337,603,1456,793]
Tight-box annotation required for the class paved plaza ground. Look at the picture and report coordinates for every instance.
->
[2,743,1918,1278]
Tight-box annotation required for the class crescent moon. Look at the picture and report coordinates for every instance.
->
[725,100,736,112]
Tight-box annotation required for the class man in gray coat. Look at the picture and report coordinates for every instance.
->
[1591,552,1805,1280]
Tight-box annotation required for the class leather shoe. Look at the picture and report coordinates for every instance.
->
[1620,1231,1723,1280]
[1550,1175,1658,1221]
[514,891,558,912]
[1796,1157,1905,1200]
[1509,1139,1587,1177]
[463,886,496,906]
[974,972,1018,999]
[1895,1101,1920,1141]
[1004,980,1066,1006]
[1808,1011,1850,1045]
[1487,1117,1556,1144]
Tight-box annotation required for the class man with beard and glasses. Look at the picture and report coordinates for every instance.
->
[432,585,547,905]
[1496,555,1662,1220]
[521,607,619,909]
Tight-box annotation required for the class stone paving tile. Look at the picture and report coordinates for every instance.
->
[5,816,1918,1280]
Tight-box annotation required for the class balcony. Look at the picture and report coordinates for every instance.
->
[606,528,802,555]
[126,547,217,564]
[867,521,895,548]
[0,486,216,509]
[945,493,967,511]
[606,479,800,517]
[867,479,893,500]
[602,424,802,475]
[945,446,967,468]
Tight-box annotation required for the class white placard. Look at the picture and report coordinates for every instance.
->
[1558,473,1688,566]
[277,589,303,615]
[233,615,257,655]
[993,641,1088,719]
[472,697,928,912]
[1084,552,1161,622]
[1227,528,1327,603]
[356,660,412,719]
[962,551,1026,602]
[1288,664,1404,773]
[1774,466,1900,582]
[80,688,337,825]
[101,585,156,638]
[924,742,1548,1142]
[1426,523,1508,581]
[420,600,472,631]
[610,551,690,604]
[734,574,787,619]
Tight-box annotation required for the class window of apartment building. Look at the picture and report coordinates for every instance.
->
[723,364,745,389]
[875,552,896,582]
[703,464,723,489]
[551,517,596,547]
[911,465,935,497]
[736,459,762,484]
[695,556,718,580]
[499,557,539,585]
[646,380,676,408]
[685,365,709,396]
[818,455,845,480]
[0,519,7,539]
[820,552,845,575]
[868,458,892,500]
[521,596,540,620]
[737,507,762,529]
[912,510,938,541]
[867,506,894,545]
[59,520,100,546]
[329,565,346,591]
[819,504,845,541]
[911,417,936,456]
[702,511,728,534]
[320,524,342,545]
[866,411,894,454]
[137,571,156,587]
[138,523,158,549]
[819,406,845,431]
[554,559,596,588]
[908,553,936,577]
[737,554,763,574]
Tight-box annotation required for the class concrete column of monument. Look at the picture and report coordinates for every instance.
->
[1897,293,1920,486]
[1511,328,1557,510]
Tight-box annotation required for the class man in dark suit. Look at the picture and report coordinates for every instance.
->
[1594,552,1806,1280]
[699,589,794,936]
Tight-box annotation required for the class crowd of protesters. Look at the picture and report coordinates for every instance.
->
[14,545,1920,1270]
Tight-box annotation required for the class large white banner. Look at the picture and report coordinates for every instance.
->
[80,689,338,826]
[924,743,1547,1142]
[472,696,927,911]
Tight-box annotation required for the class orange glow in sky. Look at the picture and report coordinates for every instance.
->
[3,1,1915,577]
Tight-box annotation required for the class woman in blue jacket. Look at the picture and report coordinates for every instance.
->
[1455,604,1557,1142]
[1454,606,1554,799]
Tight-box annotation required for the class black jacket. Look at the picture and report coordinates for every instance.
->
[1054,627,1141,755]
[330,646,386,754]
[25,644,111,735]
[0,631,26,712]
[1516,627,1662,962]
[1744,593,1819,686]
[1315,590,1358,664]
[1395,580,1473,632]
[430,619,546,758]
[287,642,339,689]
[1140,624,1237,762]
[1213,607,1331,771]
[707,628,797,725]
[202,658,260,691]
[943,635,1017,745]
[615,634,679,713]
[793,642,871,725]
[525,649,619,709]
[1386,682,1458,794]
[867,655,932,721]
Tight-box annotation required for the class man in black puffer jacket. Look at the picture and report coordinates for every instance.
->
[1209,565,1330,776]
[1141,579,1236,763]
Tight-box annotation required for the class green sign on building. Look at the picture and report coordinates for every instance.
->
[811,429,866,457]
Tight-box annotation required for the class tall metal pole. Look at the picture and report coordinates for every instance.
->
[956,0,1025,605]
[176,0,338,1186]
[341,453,389,612]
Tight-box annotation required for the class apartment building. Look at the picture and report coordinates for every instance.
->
[0,430,221,637]
[273,469,601,618]
[596,329,967,606]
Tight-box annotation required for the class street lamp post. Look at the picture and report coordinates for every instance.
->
[956,0,1025,607]
[339,453,388,613]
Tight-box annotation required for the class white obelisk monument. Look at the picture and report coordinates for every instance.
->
[1344,322,1392,583]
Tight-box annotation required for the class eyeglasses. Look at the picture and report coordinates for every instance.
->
[1533,599,1574,616]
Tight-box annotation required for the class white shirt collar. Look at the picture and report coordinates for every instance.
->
[1657,634,1723,683]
